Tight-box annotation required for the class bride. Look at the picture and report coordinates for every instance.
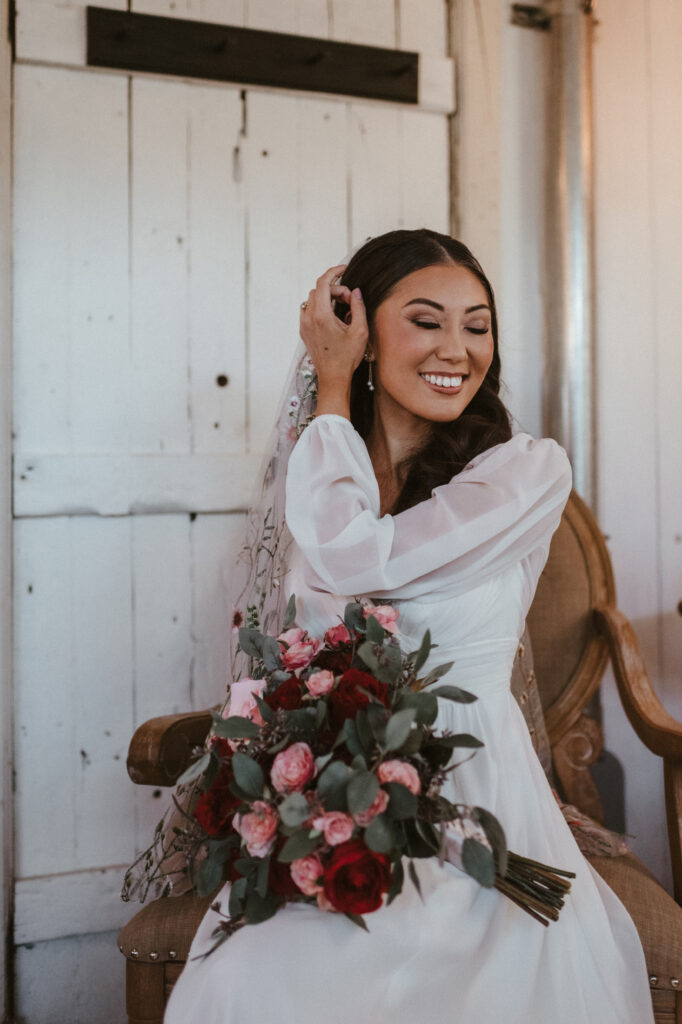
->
[164,228,654,1023]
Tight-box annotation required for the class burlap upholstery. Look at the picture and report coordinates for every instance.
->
[118,889,218,964]
[588,852,682,992]
[510,629,553,780]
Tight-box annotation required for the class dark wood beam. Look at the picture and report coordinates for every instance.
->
[86,7,419,105]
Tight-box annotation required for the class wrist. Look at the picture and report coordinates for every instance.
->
[315,379,352,420]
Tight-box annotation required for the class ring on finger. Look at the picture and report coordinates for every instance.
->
[300,300,309,311]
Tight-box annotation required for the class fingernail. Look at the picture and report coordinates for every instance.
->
[352,288,362,299]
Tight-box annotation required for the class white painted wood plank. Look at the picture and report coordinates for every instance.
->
[649,0,682,723]
[131,77,193,454]
[14,453,262,516]
[133,0,244,22]
[348,102,403,246]
[185,84,248,454]
[246,0,296,33]
[15,930,126,1024]
[398,108,449,230]
[15,865,132,944]
[14,518,135,876]
[13,66,130,455]
[244,91,301,453]
[331,0,395,47]
[14,0,125,65]
[398,0,447,56]
[294,0,330,38]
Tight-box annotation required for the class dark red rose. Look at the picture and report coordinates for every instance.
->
[265,676,304,711]
[322,839,391,914]
[328,669,389,728]
[193,766,240,837]
[268,836,300,899]
[313,648,353,674]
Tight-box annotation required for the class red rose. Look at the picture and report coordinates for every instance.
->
[322,839,391,914]
[314,648,353,675]
[193,765,240,837]
[328,669,389,728]
[265,677,304,711]
[268,836,300,899]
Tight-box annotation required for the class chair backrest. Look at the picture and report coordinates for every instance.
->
[526,490,615,746]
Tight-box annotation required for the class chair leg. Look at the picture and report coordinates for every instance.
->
[677,989,682,1024]
[126,960,166,1024]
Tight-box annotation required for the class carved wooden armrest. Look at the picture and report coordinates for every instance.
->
[126,710,213,787]
[595,606,682,761]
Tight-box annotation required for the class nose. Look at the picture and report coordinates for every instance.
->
[435,325,469,364]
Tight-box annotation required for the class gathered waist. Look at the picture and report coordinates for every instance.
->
[416,637,518,699]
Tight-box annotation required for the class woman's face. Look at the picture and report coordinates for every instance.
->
[370,263,495,428]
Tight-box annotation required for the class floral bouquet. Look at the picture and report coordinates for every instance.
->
[130,596,575,956]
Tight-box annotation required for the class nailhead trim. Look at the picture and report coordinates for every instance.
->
[130,948,139,958]
[671,978,679,988]
[168,950,178,959]
[149,951,159,961]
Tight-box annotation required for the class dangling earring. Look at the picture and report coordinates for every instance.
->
[364,352,375,392]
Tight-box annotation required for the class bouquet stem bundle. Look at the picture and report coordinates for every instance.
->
[494,853,575,926]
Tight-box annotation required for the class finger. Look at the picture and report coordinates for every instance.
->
[315,264,347,287]
[330,284,352,302]
[348,287,367,332]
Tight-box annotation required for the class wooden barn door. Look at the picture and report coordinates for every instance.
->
[9,2,453,1020]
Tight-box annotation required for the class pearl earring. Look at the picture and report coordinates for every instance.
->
[364,352,375,391]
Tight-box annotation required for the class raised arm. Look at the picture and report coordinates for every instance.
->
[285,415,572,599]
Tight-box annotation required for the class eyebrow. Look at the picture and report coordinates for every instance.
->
[403,298,491,314]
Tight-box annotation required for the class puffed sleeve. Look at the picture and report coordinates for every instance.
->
[285,414,572,599]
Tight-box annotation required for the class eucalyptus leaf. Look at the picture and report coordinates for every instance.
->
[347,770,379,816]
[364,813,395,853]
[343,602,366,633]
[473,807,508,875]
[430,683,478,704]
[407,859,423,900]
[278,792,310,828]
[238,627,264,659]
[365,614,385,644]
[176,750,211,787]
[356,641,380,675]
[278,830,320,863]
[384,708,416,751]
[228,876,247,919]
[438,733,484,749]
[213,716,260,740]
[261,636,283,672]
[387,857,405,905]
[355,709,374,755]
[413,693,439,727]
[232,752,264,800]
[343,718,362,757]
[385,781,418,820]
[317,759,350,798]
[366,704,387,745]
[244,890,279,924]
[256,855,271,898]
[282,593,297,630]
[315,700,327,730]
[419,662,455,688]
[253,694,276,725]
[344,912,369,932]
[315,751,333,772]
[413,629,433,674]
[197,853,224,898]
[461,837,496,888]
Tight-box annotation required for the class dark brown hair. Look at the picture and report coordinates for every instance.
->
[333,228,512,513]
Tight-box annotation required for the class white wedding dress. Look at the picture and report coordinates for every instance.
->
[165,415,654,1024]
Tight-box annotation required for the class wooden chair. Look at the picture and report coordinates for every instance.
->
[118,491,682,1024]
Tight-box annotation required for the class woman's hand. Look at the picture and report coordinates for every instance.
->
[300,264,368,419]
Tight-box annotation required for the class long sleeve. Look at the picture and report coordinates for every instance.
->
[285,414,572,600]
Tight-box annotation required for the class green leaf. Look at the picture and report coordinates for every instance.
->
[418,661,455,688]
[355,709,374,755]
[343,602,365,633]
[228,876,247,918]
[385,782,418,820]
[253,694,276,725]
[344,912,369,932]
[256,855,271,898]
[176,750,211,787]
[415,819,441,853]
[342,718,362,757]
[356,641,380,675]
[317,760,350,811]
[283,593,297,630]
[384,708,416,752]
[347,771,379,816]
[438,733,484,749]
[365,704,387,745]
[413,693,439,727]
[278,830,320,863]
[213,715,260,740]
[364,813,396,853]
[261,636,282,672]
[387,857,405,905]
[315,751,333,772]
[197,853,224,898]
[461,837,496,888]
[315,700,327,730]
[244,890,279,924]
[413,629,433,674]
[278,792,310,828]
[238,627,264,658]
[407,859,423,900]
[429,682,478,704]
[365,614,385,644]
[473,807,508,875]
[232,752,264,800]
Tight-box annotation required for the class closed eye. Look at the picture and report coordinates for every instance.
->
[414,320,440,330]
[466,326,489,335]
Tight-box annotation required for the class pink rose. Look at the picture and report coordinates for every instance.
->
[378,759,421,795]
[290,854,324,896]
[280,636,322,671]
[305,669,335,697]
[353,787,389,827]
[363,603,400,635]
[278,627,306,647]
[271,742,316,794]
[316,890,336,912]
[222,678,266,725]
[312,811,355,846]
[324,623,351,647]
[233,801,279,858]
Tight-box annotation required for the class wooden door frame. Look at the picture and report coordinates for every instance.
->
[1,0,13,1016]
